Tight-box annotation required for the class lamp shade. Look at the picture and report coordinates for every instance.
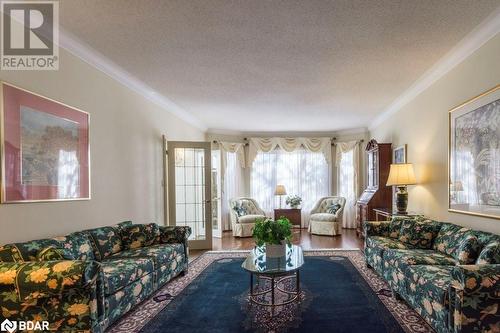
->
[274,184,287,195]
[386,163,417,186]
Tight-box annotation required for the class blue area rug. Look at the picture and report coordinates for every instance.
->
[138,255,407,333]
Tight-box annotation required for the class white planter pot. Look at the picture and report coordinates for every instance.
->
[266,243,286,258]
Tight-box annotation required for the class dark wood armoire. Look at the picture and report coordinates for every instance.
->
[356,139,392,238]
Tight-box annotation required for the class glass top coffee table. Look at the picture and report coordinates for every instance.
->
[242,244,304,307]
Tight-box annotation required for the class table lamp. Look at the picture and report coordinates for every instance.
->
[386,163,417,214]
[274,185,287,209]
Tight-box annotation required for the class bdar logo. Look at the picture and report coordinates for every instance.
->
[0,319,17,333]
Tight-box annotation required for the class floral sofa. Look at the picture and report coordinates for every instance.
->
[364,217,499,333]
[0,221,191,332]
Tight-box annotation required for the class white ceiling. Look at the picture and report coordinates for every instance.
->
[59,0,500,133]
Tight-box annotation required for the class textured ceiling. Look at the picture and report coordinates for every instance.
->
[59,0,500,132]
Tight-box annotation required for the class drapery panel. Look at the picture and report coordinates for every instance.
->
[248,137,331,167]
[337,141,360,229]
[250,149,330,227]
[218,142,245,231]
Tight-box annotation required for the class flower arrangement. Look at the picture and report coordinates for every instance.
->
[252,217,292,247]
[285,195,302,208]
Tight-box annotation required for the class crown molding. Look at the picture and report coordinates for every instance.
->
[58,28,207,131]
[369,7,500,130]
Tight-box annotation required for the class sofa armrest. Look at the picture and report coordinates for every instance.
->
[0,260,100,301]
[364,221,391,238]
[449,264,500,333]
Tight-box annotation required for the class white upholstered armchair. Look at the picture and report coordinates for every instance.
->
[308,196,346,236]
[229,197,266,237]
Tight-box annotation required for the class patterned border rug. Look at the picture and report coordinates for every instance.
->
[107,249,434,333]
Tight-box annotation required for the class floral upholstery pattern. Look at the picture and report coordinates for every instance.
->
[433,224,473,260]
[111,243,183,271]
[364,218,500,333]
[100,258,153,295]
[450,265,500,333]
[0,260,100,332]
[398,220,440,249]
[122,223,160,249]
[477,241,500,264]
[36,247,75,261]
[406,265,454,330]
[364,221,391,238]
[85,226,124,261]
[0,223,190,332]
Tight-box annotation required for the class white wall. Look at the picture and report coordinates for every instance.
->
[0,48,205,243]
[370,34,500,234]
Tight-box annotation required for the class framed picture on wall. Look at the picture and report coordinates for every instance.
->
[393,144,407,164]
[449,84,500,219]
[1,82,90,203]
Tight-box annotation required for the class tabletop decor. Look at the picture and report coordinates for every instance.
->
[285,194,302,208]
[449,85,500,219]
[274,184,287,208]
[252,217,292,257]
[1,82,90,203]
[386,163,417,214]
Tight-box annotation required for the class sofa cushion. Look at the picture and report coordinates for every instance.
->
[326,203,341,214]
[455,234,480,264]
[238,214,265,224]
[406,265,454,322]
[36,247,75,261]
[433,223,477,260]
[0,245,23,262]
[384,249,456,267]
[310,213,338,222]
[85,226,123,261]
[100,258,154,295]
[366,236,410,250]
[5,232,95,262]
[476,241,500,264]
[122,224,160,250]
[110,243,184,270]
[398,220,439,249]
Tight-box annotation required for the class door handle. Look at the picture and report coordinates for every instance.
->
[205,200,211,203]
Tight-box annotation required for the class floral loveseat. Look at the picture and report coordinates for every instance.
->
[364,217,499,333]
[0,221,191,332]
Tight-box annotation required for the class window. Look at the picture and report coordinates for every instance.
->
[250,148,330,226]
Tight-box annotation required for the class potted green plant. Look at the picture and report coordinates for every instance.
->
[252,217,292,257]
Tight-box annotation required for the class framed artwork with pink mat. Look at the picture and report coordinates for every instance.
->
[1,82,90,203]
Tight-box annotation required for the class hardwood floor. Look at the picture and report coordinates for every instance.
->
[190,228,363,258]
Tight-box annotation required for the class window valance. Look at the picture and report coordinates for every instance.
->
[218,141,245,168]
[248,137,332,166]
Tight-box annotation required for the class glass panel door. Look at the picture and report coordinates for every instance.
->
[211,150,222,238]
[168,141,212,250]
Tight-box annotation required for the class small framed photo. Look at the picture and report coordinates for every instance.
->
[393,144,407,164]
[1,82,90,203]
[449,85,500,219]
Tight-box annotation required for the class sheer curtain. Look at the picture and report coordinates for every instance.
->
[337,141,360,229]
[250,148,330,227]
[221,151,243,230]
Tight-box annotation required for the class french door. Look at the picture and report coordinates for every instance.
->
[167,141,212,250]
